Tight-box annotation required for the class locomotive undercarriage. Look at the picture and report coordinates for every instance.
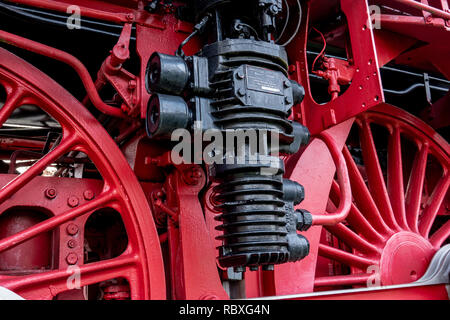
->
[0,0,448,300]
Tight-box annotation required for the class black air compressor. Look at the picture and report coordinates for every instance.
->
[145,0,312,272]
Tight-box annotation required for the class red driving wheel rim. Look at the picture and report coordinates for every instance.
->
[0,48,165,299]
[315,104,449,289]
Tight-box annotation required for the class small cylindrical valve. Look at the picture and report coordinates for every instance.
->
[146,94,191,139]
[146,52,189,95]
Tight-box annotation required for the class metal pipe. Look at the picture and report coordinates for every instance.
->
[311,132,352,226]
[307,51,450,85]
[0,30,126,118]
[392,0,450,20]
[3,0,129,24]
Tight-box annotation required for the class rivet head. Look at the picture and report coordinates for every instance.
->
[45,188,57,199]
[83,190,94,200]
[66,253,78,265]
[66,223,79,236]
[67,239,77,248]
[67,196,79,207]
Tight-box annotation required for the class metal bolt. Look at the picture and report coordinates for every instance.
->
[236,71,245,80]
[45,188,57,199]
[284,80,291,88]
[128,80,137,90]
[66,253,78,265]
[83,190,95,201]
[192,170,202,179]
[285,96,293,104]
[270,4,279,14]
[238,88,246,96]
[67,196,79,207]
[183,168,203,185]
[66,223,79,236]
[126,13,134,21]
[67,239,77,249]
[288,65,296,74]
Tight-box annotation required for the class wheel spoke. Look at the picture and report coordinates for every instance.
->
[0,254,138,299]
[318,244,379,270]
[419,173,449,238]
[429,220,450,249]
[329,180,386,244]
[405,143,429,233]
[0,191,117,253]
[346,204,387,244]
[359,119,400,231]
[387,127,409,230]
[343,146,393,236]
[325,223,381,256]
[0,135,78,206]
[0,86,25,127]
[314,273,371,287]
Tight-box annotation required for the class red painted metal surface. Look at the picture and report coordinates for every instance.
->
[273,283,450,300]
[287,0,385,135]
[165,168,228,300]
[0,30,126,118]
[314,104,449,291]
[0,48,165,299]
[392,0,450,20]
[310,131,352,226]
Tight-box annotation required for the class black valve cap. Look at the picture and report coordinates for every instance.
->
[283,179,305,205]
[146,94,191,139]
[287,233,310,262]
[146,52,189,95]
[295,209,313,232]
[290,80,305,105]
[287,122,310,154]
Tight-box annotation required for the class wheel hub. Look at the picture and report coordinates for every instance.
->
[314,104,449,292]
[380,232,435,285]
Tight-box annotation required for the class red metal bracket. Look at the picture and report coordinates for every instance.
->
[287,0,384,135]
[163,166,228,300]
[96,23,140,116]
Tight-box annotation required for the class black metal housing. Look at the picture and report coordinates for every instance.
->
[146,0,311,271]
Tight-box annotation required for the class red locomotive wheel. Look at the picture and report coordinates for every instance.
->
[315,104,449,289]
[0,48,165,299]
